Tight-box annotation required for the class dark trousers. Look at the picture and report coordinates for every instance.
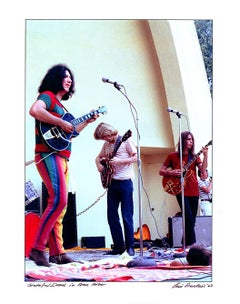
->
[107,179,134,250]
[176,194,199,246]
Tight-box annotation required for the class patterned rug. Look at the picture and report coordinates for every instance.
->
[25,248,212,282]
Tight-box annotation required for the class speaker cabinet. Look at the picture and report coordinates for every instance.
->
[42,183,78,249]
[168,216,212,247]
[25,197,40,214]
[81,236,105,248]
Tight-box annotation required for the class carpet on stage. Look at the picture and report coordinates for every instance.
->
[25,247,212,282]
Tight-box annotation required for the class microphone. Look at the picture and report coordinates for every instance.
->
[102,77,122,90]
[167,107,183,116]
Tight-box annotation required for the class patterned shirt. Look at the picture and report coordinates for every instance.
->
[34,91,72,160]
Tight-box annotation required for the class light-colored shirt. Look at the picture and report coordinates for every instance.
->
[100,138,137,180]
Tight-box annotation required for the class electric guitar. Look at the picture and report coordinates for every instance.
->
[100,129,132,189]
[162,140,212,195]
[38,106,107,151]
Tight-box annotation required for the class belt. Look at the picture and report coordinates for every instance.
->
[201,199,212,202]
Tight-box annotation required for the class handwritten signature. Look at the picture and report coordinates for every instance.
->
[172,282,213,288]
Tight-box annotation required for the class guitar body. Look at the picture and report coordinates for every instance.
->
[99,130,132,189]
[25,212,40,257]
[162,171,193,195]
[162,176,182,195]
[39,112,78,151]
[38,106,107,151]
[100,158,114,189]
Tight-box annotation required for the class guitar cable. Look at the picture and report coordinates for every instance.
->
[75,190,107,217]
[140,177,171,249]
[26,151,107,218]
[25,151,57,167]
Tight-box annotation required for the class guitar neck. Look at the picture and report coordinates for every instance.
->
[184,151,201,171]
[184,141,212,171]
[71,112,93,126]
[71,106,107,126]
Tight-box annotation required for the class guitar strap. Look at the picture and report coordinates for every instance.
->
[111,135,122,158]
[50,91,69,113]
[36,92,69,130]
[61,103,69,113]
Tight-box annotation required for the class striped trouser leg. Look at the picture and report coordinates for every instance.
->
[33,153,69,256]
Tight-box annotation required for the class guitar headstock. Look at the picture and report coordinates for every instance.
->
[122,129,132,142]
[96,106,107,115]
[206,140,212,147]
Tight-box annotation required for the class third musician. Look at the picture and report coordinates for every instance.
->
[159,131,209,247]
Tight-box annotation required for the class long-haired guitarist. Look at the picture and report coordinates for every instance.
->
[94,122,137,256]
[28,64,99,267]
[159,131,209,247]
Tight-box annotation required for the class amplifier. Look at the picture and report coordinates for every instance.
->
[168,216,212,247]
[81,236,105,248]
[25,197,40,214]
[42,183,78,249]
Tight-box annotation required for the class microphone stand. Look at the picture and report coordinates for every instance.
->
[110,84,157,266]
[173,111,186,257]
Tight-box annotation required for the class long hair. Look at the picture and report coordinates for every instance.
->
[177,131,195,157]
[38,64,75,100]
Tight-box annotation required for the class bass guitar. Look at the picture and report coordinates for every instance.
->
[162,140,212,195]
[38,106,107,151]
[100,129,132,189]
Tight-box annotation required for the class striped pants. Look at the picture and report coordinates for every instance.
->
[33,153,69,256]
